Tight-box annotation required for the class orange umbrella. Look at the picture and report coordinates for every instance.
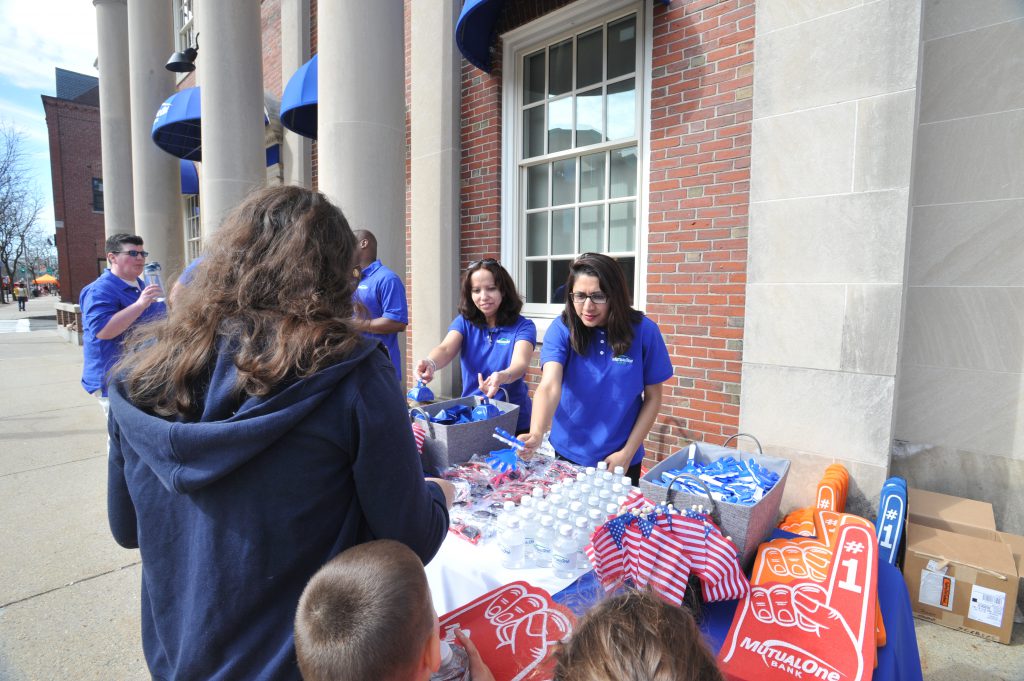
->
[33,274,58,285]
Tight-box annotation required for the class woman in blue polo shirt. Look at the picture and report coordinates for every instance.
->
[415,259,536,433]
[523,253,673,484]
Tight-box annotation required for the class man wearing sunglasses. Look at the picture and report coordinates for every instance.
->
[80,234,167,422]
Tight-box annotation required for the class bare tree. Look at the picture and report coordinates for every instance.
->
[0,124,44,303]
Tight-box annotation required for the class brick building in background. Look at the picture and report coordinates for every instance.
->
[95,1,1024,530]
[41,68,106,304]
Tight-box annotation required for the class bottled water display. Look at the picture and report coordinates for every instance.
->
[552,524,577,579]
[534,515,555,567]
[499,517,525,569]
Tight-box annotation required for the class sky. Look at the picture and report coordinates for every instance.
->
[0,0,100,237]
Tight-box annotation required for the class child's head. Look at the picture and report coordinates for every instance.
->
[295,540,439,681]
[552,588,724,681]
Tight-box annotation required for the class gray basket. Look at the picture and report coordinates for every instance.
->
[639,434,790,569]
[410,394,519,471]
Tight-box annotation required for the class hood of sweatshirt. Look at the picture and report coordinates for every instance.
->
[109,338,382,495]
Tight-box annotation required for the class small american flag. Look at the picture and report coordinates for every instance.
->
[411,421,426,456]
[586,494,749,606]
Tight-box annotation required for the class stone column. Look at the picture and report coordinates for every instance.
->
[280,0,311,188]
[126,0,184,274]
[409,0,461,397]
[318,3,405,270]
[195,0,266,235]
[94,0,135,238]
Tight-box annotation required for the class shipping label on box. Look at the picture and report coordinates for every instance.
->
[903,524,1018,644]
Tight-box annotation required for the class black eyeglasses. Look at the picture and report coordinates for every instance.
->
[467,258,498,271]
[115,250,149,258]
[571,291,609,305]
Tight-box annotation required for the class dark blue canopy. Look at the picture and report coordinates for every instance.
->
[280,54,318,139]
[179,159,198,194]
[456,0,670,73]
[456,0,505,73]
[152,86,202,161]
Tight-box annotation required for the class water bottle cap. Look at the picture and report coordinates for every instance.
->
[575,517,589,528]
[144,262,161,272]
[520,496,534,508]
[605,503,619,514]
[576,473,586,482]
[556,508,569,519]
[540,515,554,526]
[532,486,544,498]
[597,461,608,471]
[559,524,573,536]
[569,501,584,513]
[585,467,597,476]
[620,476,632,487]
[504,501,516,512]
[613,465,625,475]
[588,508,602,520]
[506,517,520,529]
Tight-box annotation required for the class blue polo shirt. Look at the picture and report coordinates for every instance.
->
[540,315,672,467]
[354,260,408,382]
[449,314,537,432]
[80,270,168,396]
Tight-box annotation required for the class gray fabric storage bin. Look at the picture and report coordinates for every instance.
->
[639,434,789,569]
[410,395,519,471]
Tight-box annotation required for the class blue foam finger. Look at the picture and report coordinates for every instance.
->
[876,477,907,566]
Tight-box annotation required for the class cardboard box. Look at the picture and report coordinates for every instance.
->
[907,488,997,540]
[904,523,1019,644]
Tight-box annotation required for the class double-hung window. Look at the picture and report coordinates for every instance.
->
[503,1,648,325]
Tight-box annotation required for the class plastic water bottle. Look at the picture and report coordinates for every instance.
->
[534,515,555,567]
[613,465,625,477]
[143,262,165,302]
[555,507,571,525]
[585,466,597,478]
[519,508,537,567]
[568,500,585,521]
[432,640,470,681]
[574,516,592,570]
[499,517,525,569]
[552,524,577,578]
[587,507,604,531]
[532,486,545,500]
[597,461,608,472]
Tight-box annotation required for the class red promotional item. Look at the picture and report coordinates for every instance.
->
[718,524,879,681]
[439,581,575,681]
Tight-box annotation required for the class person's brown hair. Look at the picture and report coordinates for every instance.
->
[294,540,435,681]
[552,588,724,681]
[115,185,362,417]
[562,252,642,357]
[458,258,523,328]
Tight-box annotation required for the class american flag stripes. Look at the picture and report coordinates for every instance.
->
[585,495,750,606]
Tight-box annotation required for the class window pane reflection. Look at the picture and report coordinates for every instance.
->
[552,208,574,254]
[527,212,548,256]
[576,28,602,89]
[579,205,604,252]
[548,97,572,154]
[610,146,637,198]
[524,51,545,104]
[609,201,635,252]
[551,158,575,206]
[526,260,547,303]
[527,164,549,209]
[579,153,605,202]
[607,17,635,79]
[524,106,545,158]
[576,87,603,147]
[549,39,573,96]
[606,80,635,141]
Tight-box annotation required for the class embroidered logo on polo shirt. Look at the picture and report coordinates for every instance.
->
[495,337,511,346]
[611,355,634,365]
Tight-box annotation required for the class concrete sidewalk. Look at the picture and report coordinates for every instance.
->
[0,296,1020,680]
[0,296,146,680]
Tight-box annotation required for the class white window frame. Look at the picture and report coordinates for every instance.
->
[173,0,196,84]
[500,0,653,337]
[183,193,201,263]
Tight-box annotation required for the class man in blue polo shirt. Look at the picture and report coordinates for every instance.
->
[80,234,167,420]
[352,229,408,384]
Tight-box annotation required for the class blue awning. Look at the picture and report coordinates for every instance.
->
[152,86,281,163]
[280,54,317,139]
[456,0,671,73]
[152,86,202,161]
[180,159,198,194]
[456,0,505,73]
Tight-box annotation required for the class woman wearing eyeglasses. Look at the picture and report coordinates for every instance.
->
[415,258,536,433]
[522,253,672,484]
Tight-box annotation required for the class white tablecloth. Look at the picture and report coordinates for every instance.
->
[425,532,579,613]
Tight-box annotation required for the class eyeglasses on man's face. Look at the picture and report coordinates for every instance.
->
[115,250,149,258]
[571,291,608,305]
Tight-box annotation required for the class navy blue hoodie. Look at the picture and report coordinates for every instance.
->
[108,339,449,681]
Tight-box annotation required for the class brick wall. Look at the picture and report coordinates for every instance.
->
[454,0,755,465]
[261,0,283,100]
[42,96,106,305]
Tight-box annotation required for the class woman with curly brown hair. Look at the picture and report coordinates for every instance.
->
[107,186,453,681]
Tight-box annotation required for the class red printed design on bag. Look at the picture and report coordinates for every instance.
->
[718,524,878,681]
[439,581,575,681]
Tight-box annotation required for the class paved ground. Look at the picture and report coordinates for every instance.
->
[0,295,1020,680]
